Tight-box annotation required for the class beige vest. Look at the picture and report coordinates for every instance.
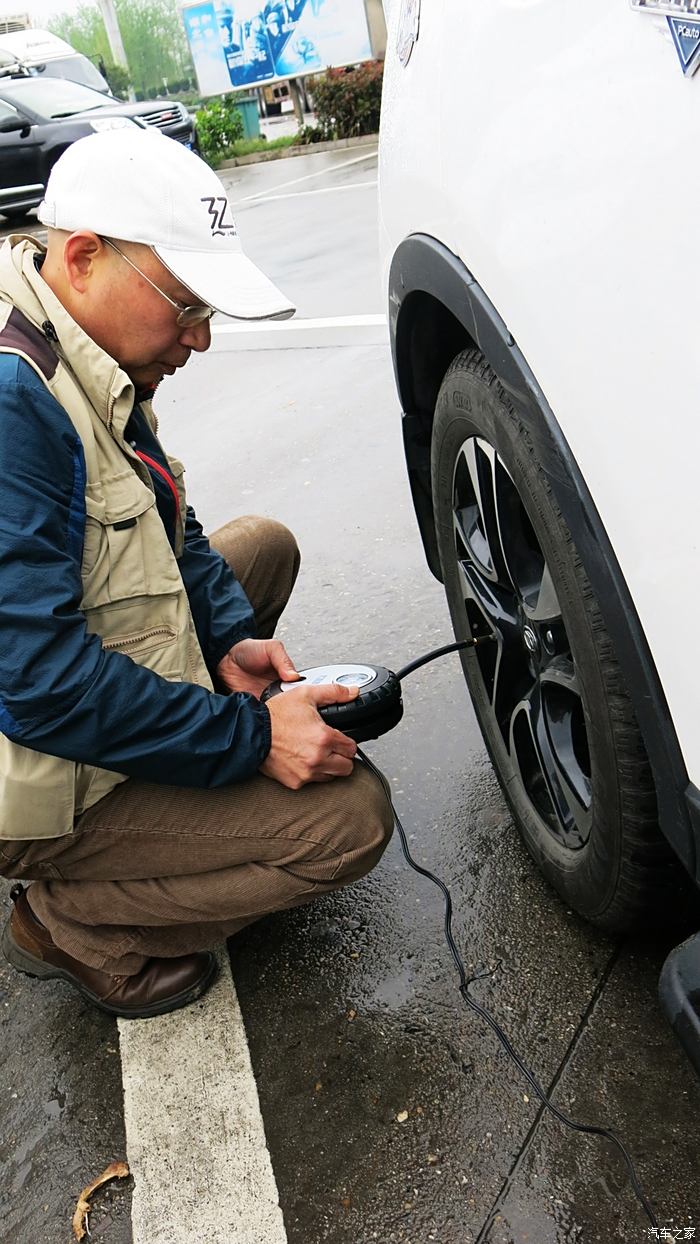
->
[0,237,213,840]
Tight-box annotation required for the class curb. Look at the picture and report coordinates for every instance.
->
[218,132,379,168]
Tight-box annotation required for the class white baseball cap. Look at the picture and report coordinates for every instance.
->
[37,128,295,321]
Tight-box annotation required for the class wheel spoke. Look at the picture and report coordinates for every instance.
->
[545,722,591,831]
[456,556,518,636]
[453,442,489,574]
[539,655,580,698]
[509,683,591,846]
[455,558,532,724]
[491,460,553,616]
[453,439,515,590]
[525,563,561,624]
[491,454,528,594]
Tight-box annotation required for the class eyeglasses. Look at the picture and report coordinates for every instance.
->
[102,238,214,327]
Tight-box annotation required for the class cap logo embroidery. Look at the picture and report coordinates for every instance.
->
[200,196,237,237]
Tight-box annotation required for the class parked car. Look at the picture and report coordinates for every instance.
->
[0,28,110,93]
[0,48,30,81]
[0,76,197,222]
[379,0,700,1074]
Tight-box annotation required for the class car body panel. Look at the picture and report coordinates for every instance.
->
[379,0,700,787]
[0,99,43,209]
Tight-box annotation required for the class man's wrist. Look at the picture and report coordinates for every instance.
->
[210,632,254,680]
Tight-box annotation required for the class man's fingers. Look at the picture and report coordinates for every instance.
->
[262,684,358,789]
[314,754,355,780]
[326,727,357,759]
[269,640,299,681]
[309,682,360,707]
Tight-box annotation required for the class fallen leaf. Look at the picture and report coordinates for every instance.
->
[314,1081,323,1092]
[72,1161,129,1241]
[340,1196,352,1210]
[396,1110,409,1123]
[347,1009,357,1021]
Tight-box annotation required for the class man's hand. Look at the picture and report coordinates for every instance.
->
[216,638,299,700]
[260,682,360,789]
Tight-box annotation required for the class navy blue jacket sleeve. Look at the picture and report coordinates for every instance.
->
[0,360,271,787]
[179,507,256,672]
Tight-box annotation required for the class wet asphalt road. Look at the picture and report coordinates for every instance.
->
[1,147,699,1244]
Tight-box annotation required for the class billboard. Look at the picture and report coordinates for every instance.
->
[181,0,373,94]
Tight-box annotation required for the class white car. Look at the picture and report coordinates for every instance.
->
[379,0,700,1072]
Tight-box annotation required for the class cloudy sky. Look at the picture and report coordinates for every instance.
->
[0,1,83,25]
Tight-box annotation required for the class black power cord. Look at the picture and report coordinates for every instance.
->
[395,637,489,680]
[357,638,659,1231]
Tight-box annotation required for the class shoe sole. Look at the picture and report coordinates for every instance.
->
[1,922,219,1019]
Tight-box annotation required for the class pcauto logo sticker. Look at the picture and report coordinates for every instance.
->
[631,0,700,76]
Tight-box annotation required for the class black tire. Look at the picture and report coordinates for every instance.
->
[1,207,30,223]
[431,349,685,932]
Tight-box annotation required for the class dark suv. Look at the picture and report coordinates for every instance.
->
[0,76,197,222]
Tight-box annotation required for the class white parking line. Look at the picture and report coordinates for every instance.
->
[210,313,388,351]
[238,180,377,206]
[119,947,287,1244]
[234,150,378,204]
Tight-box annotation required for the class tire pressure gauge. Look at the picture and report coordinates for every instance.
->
[262,663,403,742]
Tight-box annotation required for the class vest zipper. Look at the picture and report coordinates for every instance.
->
[102,627,176,652]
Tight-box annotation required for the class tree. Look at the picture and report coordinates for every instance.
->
[49,0,195,99]
[112,0,194,97]
[50,3,110,65]
[103,62,131,99]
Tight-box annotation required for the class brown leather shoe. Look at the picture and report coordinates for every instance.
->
[2,884,217,1019]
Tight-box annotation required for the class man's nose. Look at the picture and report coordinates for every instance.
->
[179,317,212,353]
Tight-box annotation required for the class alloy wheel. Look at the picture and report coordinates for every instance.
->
[451,436,592,849]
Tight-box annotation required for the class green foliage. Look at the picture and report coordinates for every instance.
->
[228,135,302,158]
[308,61,383,140]
[195,96,245,167]
[49,0,195,99]
[293,123,326,145]
[103,62,131,99]
[50,2,109,64]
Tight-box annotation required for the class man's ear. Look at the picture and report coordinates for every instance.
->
[63,232,104,294]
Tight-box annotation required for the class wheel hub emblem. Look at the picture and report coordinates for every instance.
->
[523,626,538,654]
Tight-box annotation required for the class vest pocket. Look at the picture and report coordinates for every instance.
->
[82,473,182,608]
[0,738,76,839]
[80,469,211,690]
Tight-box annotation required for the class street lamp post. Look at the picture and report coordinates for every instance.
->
[96,0,135,100]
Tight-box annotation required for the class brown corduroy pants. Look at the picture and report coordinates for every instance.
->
[0,517,393,974]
